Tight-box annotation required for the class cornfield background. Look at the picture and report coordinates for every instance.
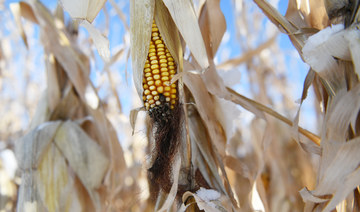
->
[1,0,360,211]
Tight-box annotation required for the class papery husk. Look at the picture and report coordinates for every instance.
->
[130,0,155,98]
[162,0,209,70]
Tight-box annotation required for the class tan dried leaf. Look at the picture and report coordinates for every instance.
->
[198,0,226,58]
[162,0,209,69]
[154,0,183,68]
[130,0,155,98]
[9,2,38,48]
[59,0,106,22]
[182,188,232,212]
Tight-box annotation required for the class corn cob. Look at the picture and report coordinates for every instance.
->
[142,21,178,111]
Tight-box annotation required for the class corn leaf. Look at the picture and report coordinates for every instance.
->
[162,0,209,70]
[130,0,155,98]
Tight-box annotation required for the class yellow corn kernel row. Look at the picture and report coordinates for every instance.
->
[142,21,178,110]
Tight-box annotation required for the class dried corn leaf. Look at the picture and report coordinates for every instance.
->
[16,121,62,171]
[154,0,182,67]
[59,0,109,60]
[162,0,209,69]
[130,0,155,98]
[59,0,106,23]
[36,144,82,212]
[27,1,91,104]
[16,120,109,211]
[346,28,360,78]
[188,108,227,194]
[301,85,360,211]
[9,2,38,48]
[80,20,110,61]
[54,121,109,190]
[323,85,360,142]
[303,137,360,211]
[156,154,181,212]
[302,24,350,73]
[254,0,306,53]
[198,0,226,58]
[182,188,232,212]
[183,66,226,156]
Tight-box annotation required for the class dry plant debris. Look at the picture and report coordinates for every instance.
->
[0,0,359,211]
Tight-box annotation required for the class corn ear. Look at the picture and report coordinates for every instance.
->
[142,21,178,110]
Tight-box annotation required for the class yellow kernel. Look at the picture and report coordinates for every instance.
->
[161,72,169,76]
[159,59,167,64]
[146,76,153,81]
[168,62,174,66]
[168,65,175,70]
[152,27,158,32]
[143,96,146,101]
[149,49,156,53]
[152,69,160,74]
[145,102,150,108]
[168,57,174,62]
[164,92,170,97]
[151,91,158,95]
[160,63,167,68]
[164,81,170,86]
[171,84,176,88]
[152,32,159,37]
[158,52,165,56]
[149,52,156,57]
[156,101,161,106]
[155,80,162,86]
[153,74,160,80]
[148,80,154,85]
[154,95,159,100]
[171,100,176,105]
[151,64,159,69]
[171,94,176,99]
[157,43,165,48]
[152,36,160,40]
[161,76,169,81]
[144,89,150,95]
[170,89,176,94]
[145,59,150,63]
[149,85,156,91]
[166,53,172,57]
[145,72,152,77]
[149,99,155,104]
[166,97,171,102]
[164,86,171,91]
[170,105,174,109]
[150,60,158,65]
[144,64,150,68]
[165,49,169,52]
[160,67,168,72]
[157,48,165,52]
[155,40,162,44]
[149,44,156,49]
[143,84,149,89]
[170,74,174,78]
[142,78,146,83]
[146,95,153,100]
[159,55,166,59]
[149,56,157,61]
[169,70,176,74]
[157,86,164,93]
[150,103,155,108]
[144,68,151,73]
